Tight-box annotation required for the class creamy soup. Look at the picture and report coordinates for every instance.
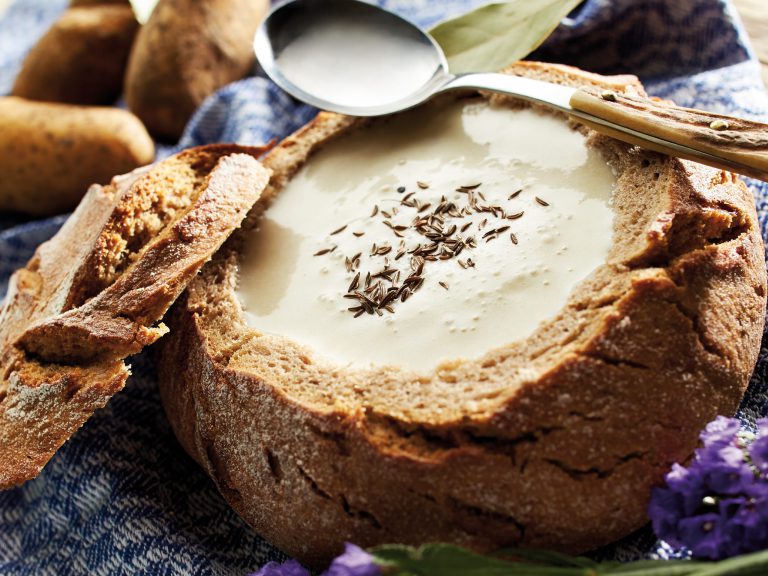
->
[237,100,616,370]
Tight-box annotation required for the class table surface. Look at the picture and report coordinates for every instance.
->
[0,0,764,85]
[733,0,768,87]
[0,1,763,569]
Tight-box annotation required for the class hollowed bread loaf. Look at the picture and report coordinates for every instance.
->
[156,62,767,566]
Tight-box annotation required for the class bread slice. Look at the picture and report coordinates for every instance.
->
[156,62,767,566]
[0,144,270,488]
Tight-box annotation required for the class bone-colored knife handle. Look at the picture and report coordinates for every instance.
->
[570,88,768,181]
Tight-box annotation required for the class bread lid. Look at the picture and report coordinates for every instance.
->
[0,144,270,488]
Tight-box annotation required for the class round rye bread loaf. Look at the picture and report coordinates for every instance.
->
[156,62,767,566]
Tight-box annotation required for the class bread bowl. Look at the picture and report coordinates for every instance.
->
[156,62,767,565]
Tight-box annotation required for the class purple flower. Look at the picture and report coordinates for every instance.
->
[322,543,381,576]
[249,544,380,576]
[648,416,768,559]
[665,463,707,515]
[698,444,754,495]
[735,485,768,548]
[249,559,310,576]
[700,416,741,448]
[677,513,722,559]
[749,418,768,474]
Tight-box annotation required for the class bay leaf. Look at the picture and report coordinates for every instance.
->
[429,0,584,74]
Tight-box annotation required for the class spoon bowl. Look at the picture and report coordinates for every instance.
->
[255,0,450,115]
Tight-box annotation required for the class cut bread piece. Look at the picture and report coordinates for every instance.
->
[0,144,270,488]
[156,62,767,566]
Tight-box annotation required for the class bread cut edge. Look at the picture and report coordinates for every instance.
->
[0,144,271,489]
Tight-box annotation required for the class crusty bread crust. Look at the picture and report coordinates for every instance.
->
[157,63,767,566]
[0,144,270,488]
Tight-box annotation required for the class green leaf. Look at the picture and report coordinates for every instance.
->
[603,559,708,575]
[429,0,584,74]
[687,549,768,576]
[372,543,598,575]
[493,548,599,568]
[370,544,768,576]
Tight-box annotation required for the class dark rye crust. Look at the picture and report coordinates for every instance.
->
[156,62,767,566]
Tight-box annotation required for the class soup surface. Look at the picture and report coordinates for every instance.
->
[238,100,616,370]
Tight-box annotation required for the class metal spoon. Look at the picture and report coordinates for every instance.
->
[255,0,768,181]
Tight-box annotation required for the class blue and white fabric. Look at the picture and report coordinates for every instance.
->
[1,0,767,573]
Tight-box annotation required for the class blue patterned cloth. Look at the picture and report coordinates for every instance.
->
[1,0,768,573]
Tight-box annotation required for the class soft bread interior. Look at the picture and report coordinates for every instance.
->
[66,154,215,309]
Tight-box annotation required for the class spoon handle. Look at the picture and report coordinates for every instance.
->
[441,73,768,181]
[570,88,768,181]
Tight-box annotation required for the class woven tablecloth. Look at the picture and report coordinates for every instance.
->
[1,0,768,573]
